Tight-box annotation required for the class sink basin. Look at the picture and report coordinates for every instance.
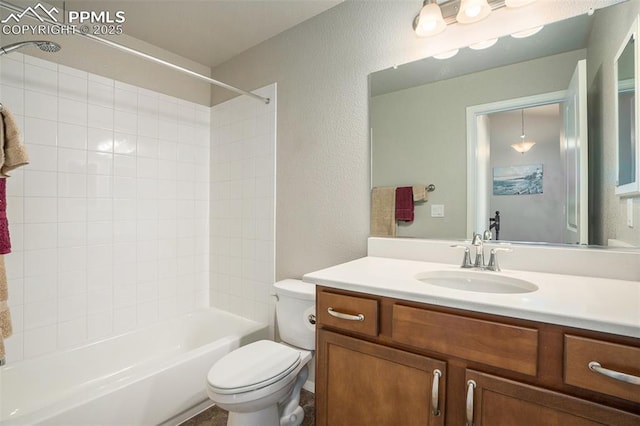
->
[414,270,538,294]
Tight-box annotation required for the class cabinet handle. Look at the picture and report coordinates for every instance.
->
[431,369,442,416]
[327,307,365,321]
[588,361,640,385]
[466,380,476,426]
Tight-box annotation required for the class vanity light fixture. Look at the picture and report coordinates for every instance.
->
[413,0,538,37]
[457,0,492,24]
[511,109,536,153]
[414,0,447,37]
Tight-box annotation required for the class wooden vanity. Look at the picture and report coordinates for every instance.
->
[314,286,640,425]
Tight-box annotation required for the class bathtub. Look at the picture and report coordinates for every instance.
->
[0,308,269,426]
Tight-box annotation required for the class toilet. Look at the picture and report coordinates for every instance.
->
[206,279,316,426]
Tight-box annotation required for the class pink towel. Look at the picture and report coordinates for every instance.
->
[0,179,10,254]
[395,186,414,222]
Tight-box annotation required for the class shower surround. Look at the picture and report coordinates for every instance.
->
[0,52,211,362]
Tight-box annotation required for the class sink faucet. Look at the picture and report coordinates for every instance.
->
[471,232,484,268]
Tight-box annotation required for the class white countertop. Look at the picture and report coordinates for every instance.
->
[302,256,640,339]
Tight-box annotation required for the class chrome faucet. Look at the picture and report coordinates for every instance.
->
[471,233,484,268]
[452,231,511,271]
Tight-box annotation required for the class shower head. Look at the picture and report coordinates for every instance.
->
[0,40,61,55]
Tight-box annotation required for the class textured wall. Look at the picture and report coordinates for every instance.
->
[210,0,613,279]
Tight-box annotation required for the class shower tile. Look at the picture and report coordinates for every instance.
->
[57,247,87,272]
[59,97,88,125]
[87,244,113,270]
[58,317,87,349]
[59,72,88,102]
[24,197,57,223]
[24,170,57,197]
[114,132,137,155]
[87,175,113,198]
[58,198,88,222]
[24,63,57,96]
[24,300,57,329]
[87,311,113,340]
[87,151,113,176]
[0,56,24,88]
[88,127,115,153]
[87,221,113,245]
[24,324,57,358]
[24,117,57,146]
[24,55,56,71]
[58,269,88,297]
[88,104,114,130]
[58,295,88,323]
[24,274,57,304]
[88,80,115,108]
[58,148,88,174]
[59,122,88,150]
[58,172,87,197]
[138,114,159,138]
[58,222,87,248]
[113,305,137,332]
[115,110,138,134]
[0,84,24,115]
[6,195,24,225]
[113,220,136,242]
[88,198,113,222]
[24,223,57,250]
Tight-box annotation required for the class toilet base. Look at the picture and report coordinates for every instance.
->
[228,405,279,426]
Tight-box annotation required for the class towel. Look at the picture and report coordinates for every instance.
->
[395,186,414,222]
[0,179,10,254]
[0,256,11,362]
[371,187,396,237]
[0,105,30,176]
[412,185,429,202]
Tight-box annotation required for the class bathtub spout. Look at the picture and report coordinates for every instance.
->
[279,364,308,426]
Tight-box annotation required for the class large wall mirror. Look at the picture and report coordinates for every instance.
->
[615,15,639,196]
[370,0,640,248]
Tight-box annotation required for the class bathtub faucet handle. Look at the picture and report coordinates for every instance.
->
[270,293,279,302]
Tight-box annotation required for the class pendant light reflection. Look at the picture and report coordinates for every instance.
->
[433,49,459,59]
[511,109,536,153]
[414,0,447,37]
[469,38,498,50]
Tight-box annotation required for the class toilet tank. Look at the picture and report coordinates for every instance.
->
[274,279,316,350]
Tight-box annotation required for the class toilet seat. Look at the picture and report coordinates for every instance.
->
[207,340,301,394]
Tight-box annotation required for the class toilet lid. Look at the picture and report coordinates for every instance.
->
[207,340,301,394]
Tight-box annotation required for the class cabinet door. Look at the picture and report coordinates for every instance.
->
[316,329,446,426]
[465,370,640,426]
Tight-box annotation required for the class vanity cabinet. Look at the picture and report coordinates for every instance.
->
[314,286,640,426]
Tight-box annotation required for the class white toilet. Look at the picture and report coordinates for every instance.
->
[206,279,316,426]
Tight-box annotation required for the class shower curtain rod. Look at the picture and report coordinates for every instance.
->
[0,0,270,104]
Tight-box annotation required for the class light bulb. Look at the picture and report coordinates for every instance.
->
[457,0,492,24]
[415,2,446,37]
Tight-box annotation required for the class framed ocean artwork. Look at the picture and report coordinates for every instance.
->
[493,164,543,195]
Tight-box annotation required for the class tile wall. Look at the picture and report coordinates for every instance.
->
[0,53,211,361]
[209,84,277,336]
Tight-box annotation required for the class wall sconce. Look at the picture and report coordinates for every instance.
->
[511,109,536,154]
[413,0,537,37]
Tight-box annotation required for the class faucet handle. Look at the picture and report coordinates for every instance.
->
[483,230,492,241]
[487,247,513,272]
[451,244,473,268]
[471,233,482,245]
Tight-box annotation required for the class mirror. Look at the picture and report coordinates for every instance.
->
[615,15,639,196]
[370,1,640,247]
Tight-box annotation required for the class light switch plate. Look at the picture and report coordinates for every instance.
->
[627,198,634,228]
[431,204,445,217]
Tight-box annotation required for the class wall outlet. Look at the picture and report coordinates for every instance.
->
[627,198,634,228]
[431,204,445,217]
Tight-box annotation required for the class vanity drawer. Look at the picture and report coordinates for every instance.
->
[392,304,538,376]
[317,290,379,337]
[564,335,640,404]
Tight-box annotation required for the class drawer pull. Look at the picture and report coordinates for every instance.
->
[431,369,442,416]
[588,361,640,385]
[327,307,365,321]
[466,379,476,426]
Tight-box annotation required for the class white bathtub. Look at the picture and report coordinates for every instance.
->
[0,308,269,426]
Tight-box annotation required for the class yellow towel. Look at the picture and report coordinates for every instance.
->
[0,106,30,176]
[371,187,396,237]
[413,185,429,202]
[0,255,10,361]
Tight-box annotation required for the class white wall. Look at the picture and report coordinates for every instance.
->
[207,1,618,279]
[209,84,277,336]
[0,53,210,362]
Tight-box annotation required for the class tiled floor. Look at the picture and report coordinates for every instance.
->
[181,389,315,426]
